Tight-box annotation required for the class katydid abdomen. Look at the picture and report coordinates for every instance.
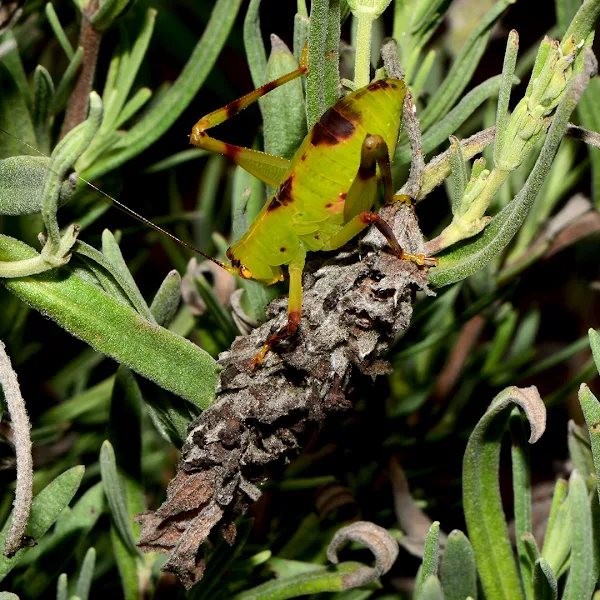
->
[228,78,407,276]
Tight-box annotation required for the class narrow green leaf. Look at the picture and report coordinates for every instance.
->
[231,562,362,599]
[577,77,600,210]
[306,0,341,128]
[191,272,238,341]
[74,547,95,600]
[448,136,469,214]
[562,0,600,47]
[394,281,515,360]
[0,61,36,159]
[482,305,518,375]
[0,466,84,580]
[264,36,307,164]
[591,488,600,585]
[144,148,208,174]
[494,30,519,165]
[45,3,74,59]
[415,522,440,598]
[40,377,112,425]
[114,87,152,129]
[109,367,143,484]
[510,409,533,600]
[99,440,138,556]
[0,235,218,407]
[532,558,558,600]
[556,0,581,34]
[53,47,84,113]
[142,384,195,445]
[56,573,68,600]
[563,471,595,600]
[440,530,477,600]
[243,0,268,93]
[150,270,181,327]
[293,13,310,65]
[82,9,156,171]
[32,65,54,155]
[0,32,32,112]
[567,420,594,479]
[579,383,600,507]
[108,366,144,600]
[522,532,541,566]
[541,480,570,576]
[110,526,139,600]
[463,386,546,600]
[268,558,324,579]
[90,0,135,31]
[589,328,600,374]
[14,481,105,595]
[98,231,154,320]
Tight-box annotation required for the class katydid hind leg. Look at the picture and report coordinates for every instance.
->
[190,52,308,188]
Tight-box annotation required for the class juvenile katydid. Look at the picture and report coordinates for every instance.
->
[187,54,437,366]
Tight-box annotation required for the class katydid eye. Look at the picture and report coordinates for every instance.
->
[239,265,252,279]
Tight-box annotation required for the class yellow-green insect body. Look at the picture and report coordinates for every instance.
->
[226,78,406,286]
[191,66,434,365]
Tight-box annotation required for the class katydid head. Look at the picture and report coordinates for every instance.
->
[226,245,283,285]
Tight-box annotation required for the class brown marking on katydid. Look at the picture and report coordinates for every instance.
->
[266,174,295,212]
[226,99,243,119]
[358,164,375,181]
[222,143,242,162]
[367,79,392,91]
[311,107,356,146]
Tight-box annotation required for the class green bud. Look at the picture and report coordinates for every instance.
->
[518,113,544,140]
[471,157,487,180]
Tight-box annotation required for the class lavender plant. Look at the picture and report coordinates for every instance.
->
[0,0,598,598]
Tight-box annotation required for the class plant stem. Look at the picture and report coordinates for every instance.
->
[0,340,33,558]
[354,11,374,87]
[60,0,102,139]
[426,167,509,254]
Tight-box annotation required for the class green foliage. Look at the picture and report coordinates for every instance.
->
[0,0,599,598]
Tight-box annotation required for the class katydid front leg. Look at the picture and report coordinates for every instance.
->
[251,250,306,369]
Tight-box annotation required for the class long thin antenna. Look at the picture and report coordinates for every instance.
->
[0,126,230,271]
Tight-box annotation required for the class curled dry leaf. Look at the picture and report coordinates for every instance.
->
[136,202,433,588]
[326,521,400,588]
[181,257,237,316]
[0,0,23,36]
[389,458,448,558]
[314,483,359,520]
[230,288,259,335]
